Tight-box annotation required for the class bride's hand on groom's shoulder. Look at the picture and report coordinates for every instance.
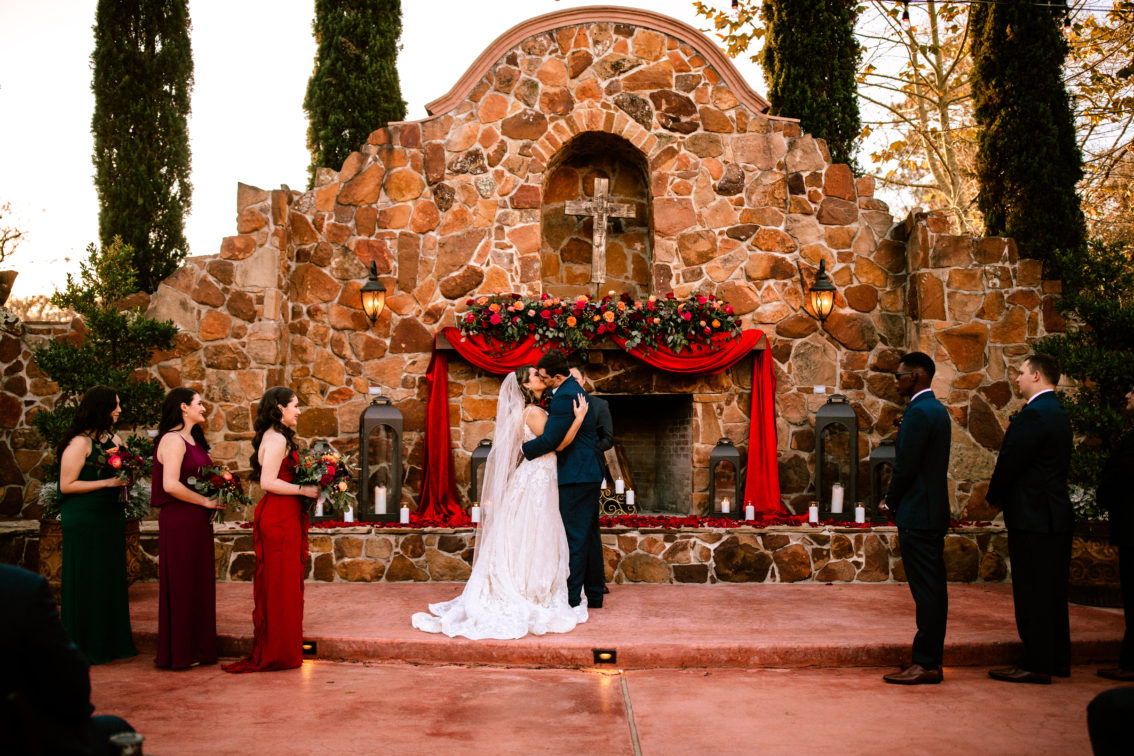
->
[573,396,588,419]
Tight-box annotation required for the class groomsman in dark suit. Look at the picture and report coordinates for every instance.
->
[986,353,1074,684]
[571,365,614,595]
[1097,386,1134,681]
[881,351,952,685]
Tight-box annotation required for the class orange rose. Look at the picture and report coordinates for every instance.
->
[567,316,577,327]
[489,303,500,313]
[593,314,601,322]
[603,311,615,322]
[617,301,627,311]
[476,296,488,305]
[712,319,721,328]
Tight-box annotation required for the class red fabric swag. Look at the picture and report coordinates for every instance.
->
[421,328,783,518]
[416,350,463,520]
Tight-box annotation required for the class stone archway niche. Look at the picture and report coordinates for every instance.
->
[541,132,652,300]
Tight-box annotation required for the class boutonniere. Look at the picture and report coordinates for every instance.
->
[1007,409,1021,426]
[539,393,552,410]
[894,414,903,429]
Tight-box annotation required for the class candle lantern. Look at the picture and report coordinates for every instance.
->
[815,394,858,521]
[868,439,897,523]
[358,391,403,523]
[469,439,492,503]
[709,437,743,520]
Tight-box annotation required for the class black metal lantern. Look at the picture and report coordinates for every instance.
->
[815,394,858,521]
[868,439,897,522]
[807,259,837,322]
[358,391,403,522]
[469,439,492,502]
[709,437,743,519]
[360,261,387,326]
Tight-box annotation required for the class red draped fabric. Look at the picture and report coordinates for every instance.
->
[421,328,783,517]
[416,350,463,520]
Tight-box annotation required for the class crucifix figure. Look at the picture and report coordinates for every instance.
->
[564,177,636,284]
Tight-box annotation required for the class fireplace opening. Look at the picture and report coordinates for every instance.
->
[601,394,693,514]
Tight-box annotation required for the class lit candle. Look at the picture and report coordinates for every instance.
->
[471,503,481,523]
[344,506,354,523]
[315,499,324,518]
[602,477,609,490]
[615,479,625,494]
[831,483,845,514]
[374,486,387,515]
[625,490,635,507]
[721,497,730,514]
[399,505,410,524]
[808,505,819,524]
[855,504,866,524]
[745,502,755,520]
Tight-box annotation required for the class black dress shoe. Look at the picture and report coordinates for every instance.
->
[988,666,1051,684]
[883,664,942,685]
[1098,667,1134,681]
[603,585,610,594]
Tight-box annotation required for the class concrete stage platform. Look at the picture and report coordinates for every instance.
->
[128,581,1124,669]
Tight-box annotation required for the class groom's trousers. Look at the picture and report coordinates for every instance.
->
[559,482,604,607]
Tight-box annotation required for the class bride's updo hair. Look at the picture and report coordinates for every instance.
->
[513,365,539,406]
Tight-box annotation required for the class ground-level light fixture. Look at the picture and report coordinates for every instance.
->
[592,648,617,665]
[361,260,387,325]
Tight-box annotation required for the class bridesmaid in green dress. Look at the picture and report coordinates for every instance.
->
[57,385,138,664]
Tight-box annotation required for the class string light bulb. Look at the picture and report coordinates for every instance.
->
[1063,15,1074,39]
[901,1,911,30]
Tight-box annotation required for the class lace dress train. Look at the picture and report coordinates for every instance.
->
[412,423,583,640]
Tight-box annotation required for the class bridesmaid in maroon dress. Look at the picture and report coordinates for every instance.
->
[224,387,317,673]
[152,388,222,669]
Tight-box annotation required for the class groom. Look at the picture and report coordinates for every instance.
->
[522,349,605,610]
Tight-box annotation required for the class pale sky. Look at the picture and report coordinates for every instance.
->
[0,0,769,298]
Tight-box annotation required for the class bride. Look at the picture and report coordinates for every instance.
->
[411,365,589,639]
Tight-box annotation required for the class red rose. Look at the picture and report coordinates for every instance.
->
[682,311,692,321]
[108,455,123,469]
[319,473,334,486]
[697,295,708,305]
[666,292,675,299]
[512,316,520,324]
[465,313,475,323]
[540,309,551,319]
[725,305,734,315]
[490,313,502,325]
[222,470,234,482]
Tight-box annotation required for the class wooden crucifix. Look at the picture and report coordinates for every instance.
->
[564,177,636,284]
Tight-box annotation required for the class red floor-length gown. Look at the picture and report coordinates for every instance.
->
[223,451,309,673]
[154,434,217,669]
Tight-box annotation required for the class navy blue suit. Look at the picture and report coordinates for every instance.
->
[887,390,952,668]
[1097,426,1134,669]
[522,376,604,607]
[986,390,1074,675]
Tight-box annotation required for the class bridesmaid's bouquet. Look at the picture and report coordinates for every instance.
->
[294,445,357,515]
[97,444,152,504]
[188,465,253,523]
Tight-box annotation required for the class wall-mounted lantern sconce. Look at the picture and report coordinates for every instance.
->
[807,259,837,322]
[361,261,387,326]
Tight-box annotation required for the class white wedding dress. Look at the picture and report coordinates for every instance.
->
[411,375,584,640]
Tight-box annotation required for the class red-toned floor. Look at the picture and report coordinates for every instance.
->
[87,582,1127,754]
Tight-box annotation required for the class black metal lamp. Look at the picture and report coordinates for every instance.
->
[358,390,403,523]
[815,394,858,521]
[360,261,387,325]
[807,259,837,322]
[868,439,897,522]
[469,439,492,503]
[708,437,743,519]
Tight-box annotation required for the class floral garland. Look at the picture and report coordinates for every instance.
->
[458,290,740,354]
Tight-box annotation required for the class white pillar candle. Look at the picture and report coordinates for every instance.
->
[471,504,481,523]
[399,505,410,524]
[831,483,845,514]
[615,479,625,494]
[855,504,866,524]
[625,490,635,507]
[602,478,609,490]
[344,506,354,523]
[374,486,387,515]
[745,502,756,520]
[315,500,324,517]
[808,505,819,524]
[721,497,730,514]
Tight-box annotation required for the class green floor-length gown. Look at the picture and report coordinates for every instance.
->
[60,437,138,664]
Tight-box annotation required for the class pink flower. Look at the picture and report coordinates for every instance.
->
[540,309,551,319]
[490,313,502,325]
[725,305,734,315]
[465,313,475,323]
[681,311,692,321]
[697,295,708,305]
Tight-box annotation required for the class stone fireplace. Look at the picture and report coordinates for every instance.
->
[602,393,693,513]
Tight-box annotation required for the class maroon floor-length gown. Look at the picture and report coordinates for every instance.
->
[153,434,218,669]
[223,451,309,673]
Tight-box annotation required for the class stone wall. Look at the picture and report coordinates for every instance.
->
[0,521,1010,585]
[0,8,1059,525]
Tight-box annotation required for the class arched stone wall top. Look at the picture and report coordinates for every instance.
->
[530,107,658,174]
[424,6,783,121]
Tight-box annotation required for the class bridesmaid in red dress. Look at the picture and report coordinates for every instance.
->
[152,388,222,669]
[224,387,318,673]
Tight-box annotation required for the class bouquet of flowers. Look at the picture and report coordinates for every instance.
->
[38,478,152,520]
[96,443,152,503]
[294,444,357,515]
[187,465,253,523]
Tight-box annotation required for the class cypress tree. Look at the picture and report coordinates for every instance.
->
[970,0,1086,265]
[304,0,407,187]
[761,0,861,170]
[91,0,193,293]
